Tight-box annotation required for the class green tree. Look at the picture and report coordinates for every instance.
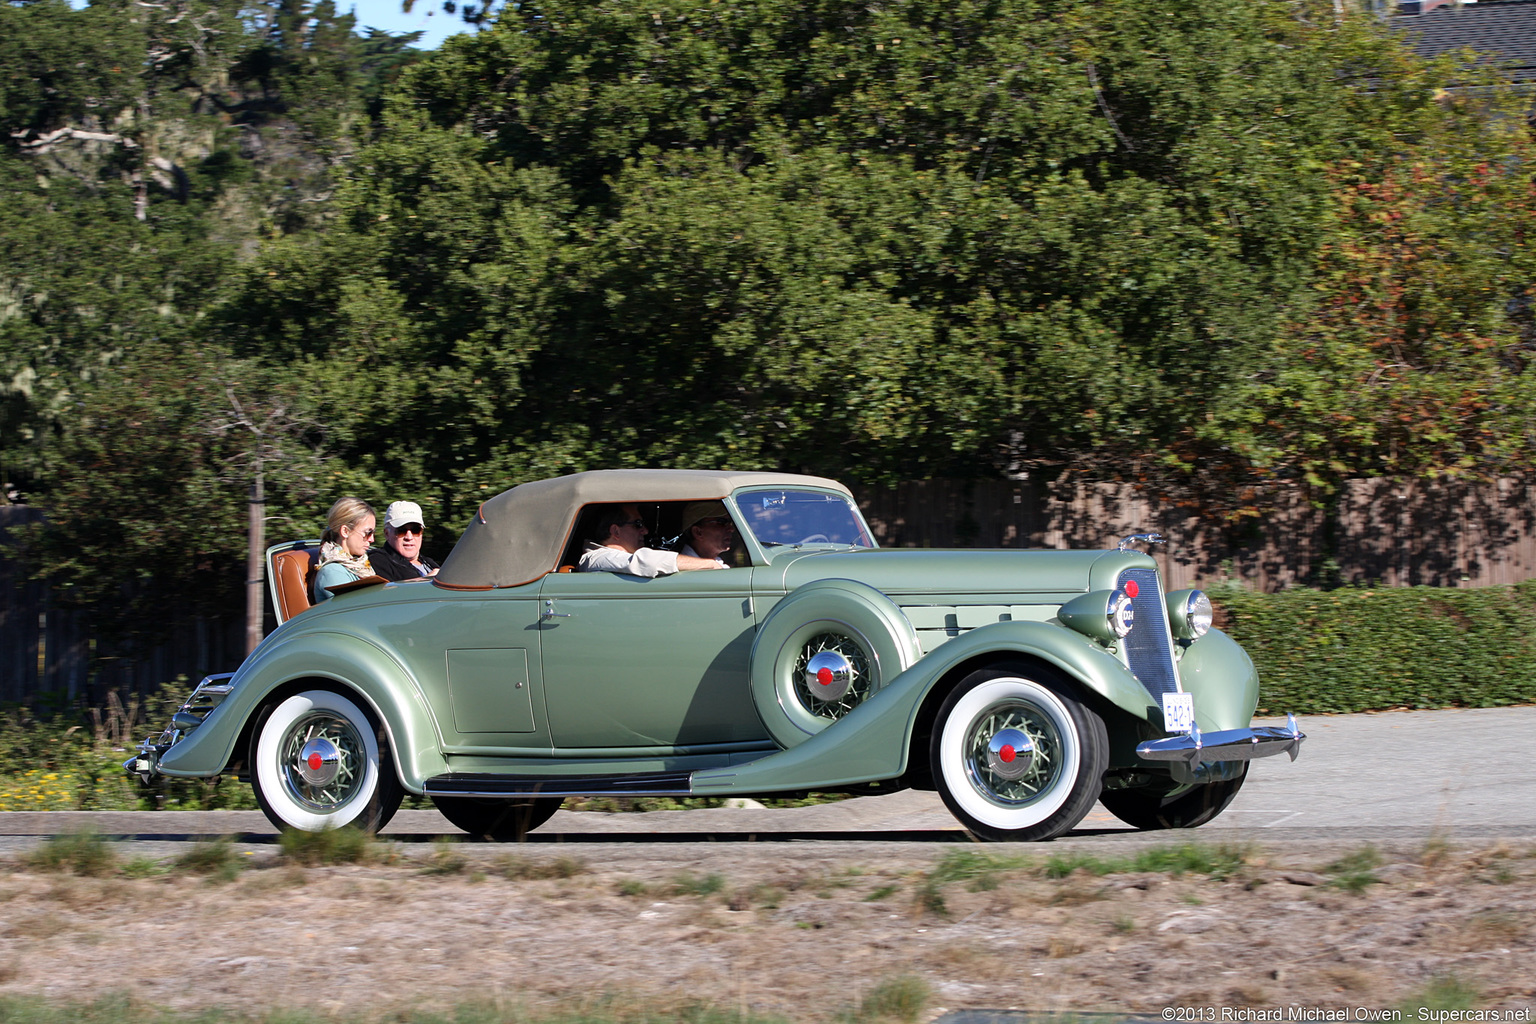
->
[230,0,1500,532]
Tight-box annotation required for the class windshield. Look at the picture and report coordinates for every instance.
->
[734,489,875,550]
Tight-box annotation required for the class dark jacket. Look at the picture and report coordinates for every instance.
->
[368,543,440,582]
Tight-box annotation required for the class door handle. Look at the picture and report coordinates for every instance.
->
[542,599,572,620]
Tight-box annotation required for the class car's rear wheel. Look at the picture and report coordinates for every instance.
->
[930,665,1107,842]
[431,796,563,840]
[250,689,402,833]
[1099,766,1248,830]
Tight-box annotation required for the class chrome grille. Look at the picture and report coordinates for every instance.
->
[1118,567,1180,700]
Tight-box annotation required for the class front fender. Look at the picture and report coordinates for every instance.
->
[155,631,446,793]
[1175,628,1260,733]
[693,619,1155,794]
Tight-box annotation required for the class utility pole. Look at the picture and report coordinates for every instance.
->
[247,465,265,656]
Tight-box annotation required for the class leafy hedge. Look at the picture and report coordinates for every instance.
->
[1218,581,1536,715]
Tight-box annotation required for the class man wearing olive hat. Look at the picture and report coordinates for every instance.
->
[679,500,736,568]
[369,500,441,582]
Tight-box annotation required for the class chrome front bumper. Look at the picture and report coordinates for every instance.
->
[123,673,236,784]
[1136,712,1305,767]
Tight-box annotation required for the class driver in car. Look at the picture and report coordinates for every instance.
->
[578,503,727,576]
[679,501,736,568]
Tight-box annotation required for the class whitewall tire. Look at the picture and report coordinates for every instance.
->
[930,666,1107,842]
[250,689,402,833]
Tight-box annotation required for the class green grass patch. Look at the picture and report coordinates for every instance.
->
[928,848,1032,888]
[1326,845,1383,893]
[1042,842,1252,880]
[670,871,726,896]
[845,975,931,1024]
[1397,975,1481,1014]
[173,838,243,882]
[419,836,470,876]
[21,830,117,876]
[277,826,379,866]
[495,854,587,880]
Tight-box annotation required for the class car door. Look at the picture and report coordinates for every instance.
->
[375,584,551,754]
[536,566,767,752]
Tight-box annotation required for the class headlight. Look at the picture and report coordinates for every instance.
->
[1109,589,1135,638]
[1166,589,1213,640]
[1060,589,1136,644]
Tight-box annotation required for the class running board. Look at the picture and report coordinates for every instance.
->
[422,770,693,798]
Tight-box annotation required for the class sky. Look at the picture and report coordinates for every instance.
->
[66,0,478,51]
[341,0,475,50]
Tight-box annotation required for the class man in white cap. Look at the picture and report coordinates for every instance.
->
[370,500,441,581]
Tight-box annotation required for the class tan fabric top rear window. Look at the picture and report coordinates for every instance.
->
[435,469,851,589]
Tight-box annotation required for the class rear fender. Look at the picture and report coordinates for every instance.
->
[155,631,445,793]
[693,619,1154,794]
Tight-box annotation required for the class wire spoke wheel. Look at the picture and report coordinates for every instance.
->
[791,632,872,721]
[962,701,1062,807]
[278,711,367,813]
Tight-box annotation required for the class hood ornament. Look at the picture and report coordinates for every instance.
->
[1116,532,1166,552]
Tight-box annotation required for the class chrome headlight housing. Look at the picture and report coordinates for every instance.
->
[1059,589,1136,644]
[1166,589,1213,640]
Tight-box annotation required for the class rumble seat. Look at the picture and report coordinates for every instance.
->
[271,545,317,622]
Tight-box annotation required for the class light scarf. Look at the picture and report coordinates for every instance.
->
[318,540,373,579]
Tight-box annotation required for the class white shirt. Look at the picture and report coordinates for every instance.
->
[681,544,729,569]
[577,541,680,577]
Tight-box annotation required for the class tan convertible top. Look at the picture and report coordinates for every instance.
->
[435,469,851,589]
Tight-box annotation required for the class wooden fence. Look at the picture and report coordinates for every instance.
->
[6,474,1536,703]
[858,475,1536,592]
[1,505,246,705]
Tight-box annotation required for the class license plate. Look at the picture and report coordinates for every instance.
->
[1161,692,1195,734]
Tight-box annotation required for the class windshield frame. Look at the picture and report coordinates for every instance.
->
[728,485,878,564]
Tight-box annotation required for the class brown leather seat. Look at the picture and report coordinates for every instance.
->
[271,546,317,622]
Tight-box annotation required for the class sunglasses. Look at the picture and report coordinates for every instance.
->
[349,526,375,539]
[394,523,424,535]
[623,518,647,529]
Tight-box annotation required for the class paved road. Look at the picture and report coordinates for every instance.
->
[2,706,1532,858]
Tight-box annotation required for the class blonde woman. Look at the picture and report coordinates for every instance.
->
[312,497,377,604]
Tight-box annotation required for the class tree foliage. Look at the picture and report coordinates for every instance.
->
[4,0,1536,654]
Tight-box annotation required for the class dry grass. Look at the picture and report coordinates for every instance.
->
[0,839,1532,1022]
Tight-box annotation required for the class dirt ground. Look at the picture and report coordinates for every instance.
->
[1,836,1534,1022]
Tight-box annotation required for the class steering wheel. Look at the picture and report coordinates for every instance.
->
[797,534,830,544]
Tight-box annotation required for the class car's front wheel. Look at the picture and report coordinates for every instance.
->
[930,665,1107,842]
[431,797,563,840]
[250,689,402,833]
[1099,766,1248,830]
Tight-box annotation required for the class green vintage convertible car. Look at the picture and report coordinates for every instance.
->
[128,469,1302,841]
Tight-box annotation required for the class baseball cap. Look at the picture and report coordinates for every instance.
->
[384,500,425,529]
